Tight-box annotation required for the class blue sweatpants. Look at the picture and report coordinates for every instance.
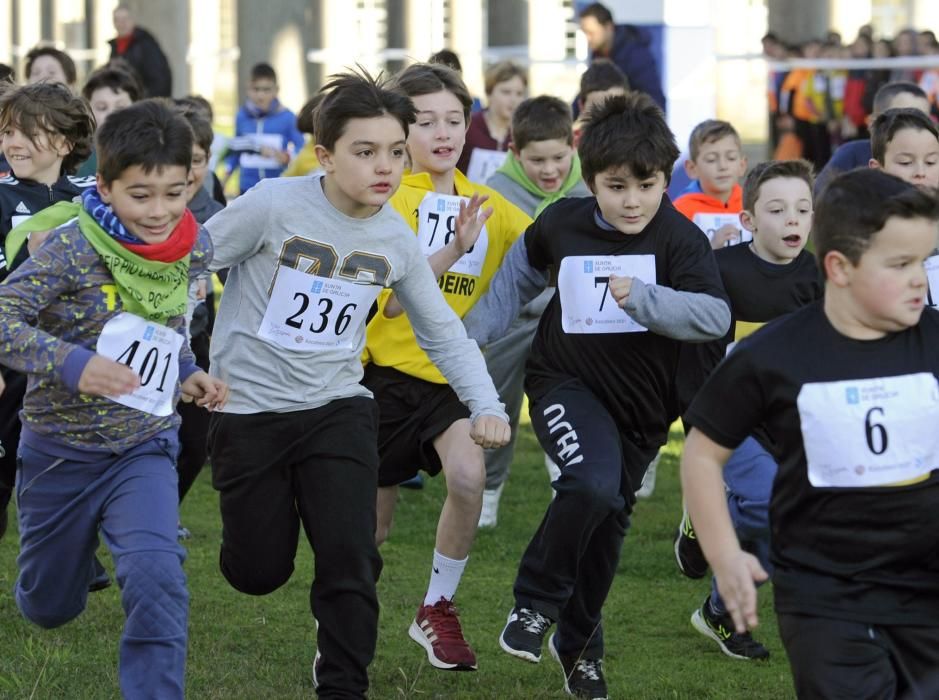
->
[711,436,776,612]
[15,431,188,700]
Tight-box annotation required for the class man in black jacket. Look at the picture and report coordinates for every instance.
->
[108,4,172,98]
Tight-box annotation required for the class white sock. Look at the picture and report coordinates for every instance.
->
[423,550,468,606]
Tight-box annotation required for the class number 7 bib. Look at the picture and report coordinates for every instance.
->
[258,265,380,350]
[96,312,182,416]
[557,255,656,333]
[797,373,939,487]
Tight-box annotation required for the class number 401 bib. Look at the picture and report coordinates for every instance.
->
[96,312,182,416]
[797,373,939,487]
[557,255,656,334]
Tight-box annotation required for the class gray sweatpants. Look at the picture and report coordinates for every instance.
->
[483,289,553,490]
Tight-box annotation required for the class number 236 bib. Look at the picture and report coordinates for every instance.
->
[557,255,656,334]
[797,373,939,487]
[258,265,381,350]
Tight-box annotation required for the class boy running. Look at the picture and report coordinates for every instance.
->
[465,92,730,698]
[682,168,939,699]
[204,71,508,699]
[0,99,225,699]
[362,62,528,671]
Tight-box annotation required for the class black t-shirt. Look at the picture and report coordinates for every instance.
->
[686,301,939,625]
[676,245,823,416]
[523,195,727,449]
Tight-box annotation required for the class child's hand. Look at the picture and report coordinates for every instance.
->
[78,354,140,397]
[712,549,768,633]
[453,193,494,256]
[0,372,5,397]
[259,146,291,165]
[195,278,208,301]
[609,274,633,308]
[470,414,511,449]
[180,371,229,411]
[710,224,740,250]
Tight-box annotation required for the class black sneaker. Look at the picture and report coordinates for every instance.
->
[691,595,770,660]
[674,509,708,579]
[548,633,608,699]
[499,607,554,663]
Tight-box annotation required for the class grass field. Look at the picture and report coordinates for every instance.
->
[0,424,797,699]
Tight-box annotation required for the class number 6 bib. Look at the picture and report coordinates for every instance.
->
[258,265,380,350]
[797,373,939,487]
[96,312,182,416]
[557,255,656,334]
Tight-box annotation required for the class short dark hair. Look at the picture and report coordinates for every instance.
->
[173,99,213,154]
[483,61,527,95]
[180,94,213,122]
[392,62,473,124]
[872,81,927,114]
[296,94,324,135]
[96,99,193,185]
[579,2,613,25]
[511,96,573,150]
[250,62,277,83]
[313,68,416,152]
[24,46,77,86]
[0,82,94,174]
[870,108,939,164]
[688,119,742,161]
[429,49,462,73]
[0,63,14,84]
[578,59,628,104]
[81,66,143,103]
[742,159,814,212]
[578,91,679,186]
[815,168,939,269]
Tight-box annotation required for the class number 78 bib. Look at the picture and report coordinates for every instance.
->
[416,193,489,277]
[797,373,939,487]
[557,255,656,334]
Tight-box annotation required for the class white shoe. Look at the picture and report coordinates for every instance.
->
[635,453,660,499]
[478,483,504,528]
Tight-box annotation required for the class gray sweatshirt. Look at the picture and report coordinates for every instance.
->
[206,173,507,421]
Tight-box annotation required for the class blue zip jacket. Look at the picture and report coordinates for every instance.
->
[224,99,304,193]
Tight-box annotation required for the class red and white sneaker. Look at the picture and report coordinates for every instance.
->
[408,597,478,671]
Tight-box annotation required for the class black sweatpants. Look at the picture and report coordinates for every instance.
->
[0,367,26,516]
[779,613,939,700]
[176,329,211,503]
[208,397,382,700]
[515,378,656,660]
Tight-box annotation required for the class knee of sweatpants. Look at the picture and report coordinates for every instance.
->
[117,551,189,637]
[16,586,85,629]
[558,468,622,514]
[219,546,294,595]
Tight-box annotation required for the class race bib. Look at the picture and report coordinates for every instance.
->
[557,255,656,334]
[925,254,939,307]
[797,373,939,488]
[258,265,380,350]
[466,148,508,184]
[416,193,489,277]
[239,133,285,170]
[96,312,182,416]
[692,213,750,247]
